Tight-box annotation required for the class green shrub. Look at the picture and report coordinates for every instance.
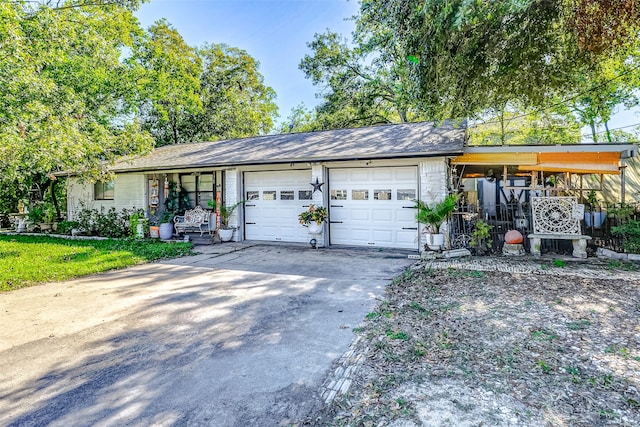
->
[612,220,640,254]
[57,220,80,235]
[75,206,144,238]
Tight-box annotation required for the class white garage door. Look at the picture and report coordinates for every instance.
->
[329,167,418,249]
[244,170,312,243]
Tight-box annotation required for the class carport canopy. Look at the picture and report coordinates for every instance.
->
[452,144,639,176]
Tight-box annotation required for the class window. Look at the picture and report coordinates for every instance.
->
[374,190,392,200]
[263,191,276,200]
[331,189,347,200]
[179,173,215,208]
[298,190,313,200]
[397,189,416,201]
[352,190,369,200]
[280,190,294,200]
[246,191,259,200]
[94,181,114,200]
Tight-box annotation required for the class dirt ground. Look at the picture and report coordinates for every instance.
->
[313,257,640,427]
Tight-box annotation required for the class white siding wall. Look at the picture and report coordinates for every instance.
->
[419,158,449,205]
[311,163,327,247]
[586,157,640,203]
[224,168,241,241]
[66,174,146,220]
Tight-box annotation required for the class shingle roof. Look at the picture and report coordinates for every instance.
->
[111,121,466,173]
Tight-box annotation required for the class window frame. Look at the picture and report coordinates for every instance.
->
[94,181,115,201]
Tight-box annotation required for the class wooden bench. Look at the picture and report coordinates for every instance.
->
[528,233,591,259]
[173,206,214,236]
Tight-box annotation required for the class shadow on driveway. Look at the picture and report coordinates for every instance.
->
[0,244,414,426]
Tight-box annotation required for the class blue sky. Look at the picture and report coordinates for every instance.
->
[136,0,359,125]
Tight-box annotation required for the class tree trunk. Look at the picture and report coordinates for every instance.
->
[604,121,612,142]
[499,107,505,145]
[590,119,598,143]
[50,180,61,220]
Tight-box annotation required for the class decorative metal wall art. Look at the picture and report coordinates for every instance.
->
[531,196,582,235]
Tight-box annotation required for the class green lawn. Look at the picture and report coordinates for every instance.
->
[0,235,193,291]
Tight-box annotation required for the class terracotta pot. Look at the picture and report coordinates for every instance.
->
[149,226,160,238]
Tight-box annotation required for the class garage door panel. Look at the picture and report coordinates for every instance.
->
[244,170,311,243]
[372,230,393,243]
[397,209,416,222]
[329,166,418,250]
[397,230,418,245]
[395,169,417,181]
[373,209,393,221]
[351,208,370,221]
[372,169,393,180]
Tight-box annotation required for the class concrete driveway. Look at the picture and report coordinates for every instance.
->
[0,243,413,426]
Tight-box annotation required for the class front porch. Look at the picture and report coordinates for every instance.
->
[448,143,640,257]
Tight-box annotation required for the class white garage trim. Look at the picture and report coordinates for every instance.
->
[243,170,313,243]
[328,166,419,250]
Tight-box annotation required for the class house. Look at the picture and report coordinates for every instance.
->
[65,121,466,250]
[64,120,639,251]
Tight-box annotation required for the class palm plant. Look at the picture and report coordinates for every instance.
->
[415,194,459,234]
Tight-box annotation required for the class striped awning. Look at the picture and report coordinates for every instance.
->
[518,152,621,175]
[451,151,621,175]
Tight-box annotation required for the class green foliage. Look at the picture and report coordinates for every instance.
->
[75,206,143,238]
[0,1,153,192]
[0,235,192,291]
[195,43,278,140]
[208,200,245,229]
[356,0,639,122]
[128,211,148,238]
[27,204,45,224]
[56,221,80,235]
[470,219,493,254]
[164,182,190,214]
[553,259,567,268]
[299,28,427,129]
[586,190,600,207]
[612,219,640,253]
[135,19,203,146]
[415,194,459,233]
[297,204,328,225]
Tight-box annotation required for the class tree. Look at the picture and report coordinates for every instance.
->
[135,19,202,146]
[566,56,639,142]
[469,104,581,145]
[0,0,153,211]
[194,43,278,140]
[278,103,320,133]
[300,30,425,128]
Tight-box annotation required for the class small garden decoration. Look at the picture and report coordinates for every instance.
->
[298,204,328,225]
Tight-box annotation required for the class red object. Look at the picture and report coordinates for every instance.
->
[505,230,524,244]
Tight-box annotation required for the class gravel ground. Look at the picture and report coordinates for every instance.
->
[311,257,640,427]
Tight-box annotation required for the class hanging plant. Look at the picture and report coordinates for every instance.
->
[298,204,328,225]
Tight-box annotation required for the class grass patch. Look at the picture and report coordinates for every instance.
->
[0,235,193,291]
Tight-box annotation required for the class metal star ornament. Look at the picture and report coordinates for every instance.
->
[310,177,324,193]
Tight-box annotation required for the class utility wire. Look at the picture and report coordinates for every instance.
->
[580,121,640,138]
[469,62,640,129]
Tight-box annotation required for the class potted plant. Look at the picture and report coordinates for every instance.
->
[159,211,175,240]
[470,219,493,255]
[298,203,328,234]
[415,193,458,250]
[129,211,147,239]
[27,203,45,232]
[208,200,245,242]
[584,190,606,228]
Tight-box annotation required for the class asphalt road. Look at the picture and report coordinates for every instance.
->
[0,243,413,426]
